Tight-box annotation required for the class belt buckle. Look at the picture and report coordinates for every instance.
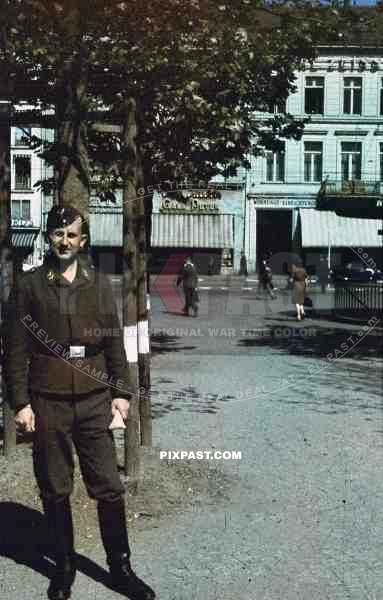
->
[69,345,85,359]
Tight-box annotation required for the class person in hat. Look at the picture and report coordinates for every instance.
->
[176,256,199,316]
[4,206,155,600]
[256,256,275,299]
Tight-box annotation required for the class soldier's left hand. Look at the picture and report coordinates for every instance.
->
[111,397,130,421]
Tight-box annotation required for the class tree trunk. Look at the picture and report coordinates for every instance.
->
[0,102,16,455]
[121,98,142,492]
[56,71,90,216]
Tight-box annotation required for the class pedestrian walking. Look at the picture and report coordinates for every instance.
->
[290,261,308,321]
[176,256,199,317]
[207,255,215,276]
[239,250,248,277]
[4,206,155,600]
[318,256,329,293]
[256,257,275,299]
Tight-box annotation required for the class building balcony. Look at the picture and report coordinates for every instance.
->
[321,179,381,195]
[317,178,383,218]
[14,176,32,191]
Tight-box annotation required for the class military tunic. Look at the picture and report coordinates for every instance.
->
[4,257,130,502]
[176,262,199,315]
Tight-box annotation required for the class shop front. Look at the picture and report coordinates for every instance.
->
[85,185,244,275]
[298,208,383,271]
[88,205,124,274]
[246,195,317,273]
[150,191,236,274]
[247,194,382,274]
[11,218,40,272]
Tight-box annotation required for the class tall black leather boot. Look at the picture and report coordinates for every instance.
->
[42,497,76,600]
[97,498,155,600]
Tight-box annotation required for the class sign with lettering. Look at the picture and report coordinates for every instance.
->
[252,197,316,209]
[160,198,219,212]
[303,59,383,73]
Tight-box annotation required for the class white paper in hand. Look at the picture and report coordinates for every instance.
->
[109,410,126,430]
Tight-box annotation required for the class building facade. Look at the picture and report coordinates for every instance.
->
[10,45,382,275]
[246,45,383,274]
[9,117,125,273]
[150,178,245,274]
[10,122,53,270]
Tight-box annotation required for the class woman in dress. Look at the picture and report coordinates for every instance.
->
[291,262,307,321]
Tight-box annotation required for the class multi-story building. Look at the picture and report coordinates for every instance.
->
[10,124,45,270]
[10,43,382,276]
[9,118,124,273]
[245,44,383,274]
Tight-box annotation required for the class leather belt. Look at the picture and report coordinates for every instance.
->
[35,343,103,359]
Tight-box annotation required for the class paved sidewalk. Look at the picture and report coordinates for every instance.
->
[109,273,297,289]
[1,287,381,600]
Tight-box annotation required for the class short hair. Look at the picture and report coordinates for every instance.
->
[46,206,90,246]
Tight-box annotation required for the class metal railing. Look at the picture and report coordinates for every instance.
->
[322,179,382,195]
[14,175,31,190]
[334,281,383,319]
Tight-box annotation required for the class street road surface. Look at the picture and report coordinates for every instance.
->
[1,281,382,599]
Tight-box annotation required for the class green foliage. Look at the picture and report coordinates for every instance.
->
[1,0,371,189]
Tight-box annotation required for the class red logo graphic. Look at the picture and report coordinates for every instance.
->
[153,253,189,314]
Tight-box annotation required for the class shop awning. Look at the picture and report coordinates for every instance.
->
[300,209,382,247]
[11,230,39,248]
[89,212,123,246]
[151,213,234,248]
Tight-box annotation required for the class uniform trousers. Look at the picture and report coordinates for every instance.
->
[184,287,198,313]
[31,389,124,503]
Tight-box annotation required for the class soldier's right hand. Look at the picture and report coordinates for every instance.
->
[15,404,36,433]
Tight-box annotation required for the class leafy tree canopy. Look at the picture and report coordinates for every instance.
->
[1,0,369,191]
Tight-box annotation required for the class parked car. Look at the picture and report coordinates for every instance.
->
[331,262,382,283]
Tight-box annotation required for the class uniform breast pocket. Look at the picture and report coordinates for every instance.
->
[31,302,60,330]
[41,289,70,316]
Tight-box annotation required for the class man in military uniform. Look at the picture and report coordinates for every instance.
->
[4,206,155,600]
[176,256,199,317]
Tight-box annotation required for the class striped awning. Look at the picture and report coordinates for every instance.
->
[11,230,39,248]
[151,213,234,248]
[300,209,382,247]
[89,212,123,246]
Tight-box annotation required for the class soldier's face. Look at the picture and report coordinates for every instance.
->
[48,217,87,264]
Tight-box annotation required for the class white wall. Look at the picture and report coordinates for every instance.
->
[11,125,53,264]
[246,49,383,271]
